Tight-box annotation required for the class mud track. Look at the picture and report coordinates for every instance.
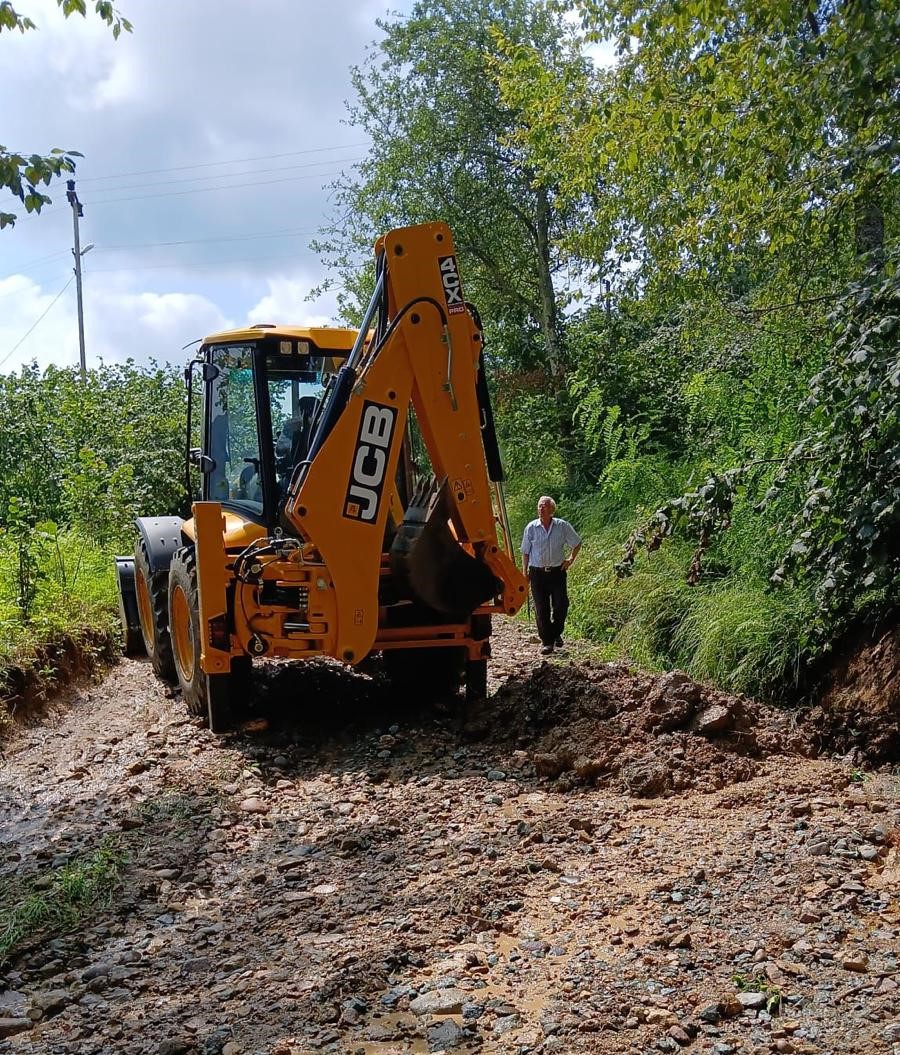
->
[1,622,898,1054]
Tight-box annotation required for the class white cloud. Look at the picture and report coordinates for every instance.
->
[585,37,619,69]
[0,274,80,372]
[247,276,341,328]
[563,7,619,70]
[92,288,234,362]
[0,273,233,372]
[0,0,404,377]
[89,50,144,110]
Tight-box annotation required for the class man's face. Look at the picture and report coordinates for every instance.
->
[538,499,553,519]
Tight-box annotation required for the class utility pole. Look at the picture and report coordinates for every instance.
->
[66,179,87,381]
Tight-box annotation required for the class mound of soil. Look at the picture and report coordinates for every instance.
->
[470,659,815,797]
[807,619,900,764]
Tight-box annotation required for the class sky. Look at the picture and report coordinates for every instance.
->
[0,0,403,374]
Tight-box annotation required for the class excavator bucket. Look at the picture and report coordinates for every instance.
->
[391,477,499,617]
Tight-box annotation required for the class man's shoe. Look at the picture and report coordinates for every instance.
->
[540,644,554,655]
[554,637,564,649]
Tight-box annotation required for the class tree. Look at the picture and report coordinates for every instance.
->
[497,0,899,294]
[314,0,587,376]
[0,1,132,229]
[0,360,187,541]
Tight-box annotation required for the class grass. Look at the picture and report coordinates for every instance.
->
[0,470,814,708]
[0,530,120,663]
[0,530,121,725]
[733,972,782,1013]
[137,793,201,824]
[507,475,815,700]
[0,839,125,962]
[670,582,810,696]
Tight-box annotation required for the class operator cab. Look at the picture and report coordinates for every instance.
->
[193,325,357,529]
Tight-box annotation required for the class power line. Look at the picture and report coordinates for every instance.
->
[7,248,71,273]
[0,250,71,282]
[1,230,314,283]
[1,247,310,291]
[76,142,371,183]
[97,228,315,250]
[87,251,308,273]
[86,155,364,197]
[0,147,366,208]
[83,167,358,206]
[0,272,71,300]
[4,164,353,218]
[0,276,74,369]
[0,147,367,209]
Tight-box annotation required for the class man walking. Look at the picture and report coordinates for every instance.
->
[521,496,582,655]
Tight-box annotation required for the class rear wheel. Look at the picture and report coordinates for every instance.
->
[465,657,488,706]
[168,548,249,732]
[383,646,466,701]
[134,538,175,680]
[115,558,145,656]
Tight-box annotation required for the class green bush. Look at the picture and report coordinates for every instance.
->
[0,360,186,676]
[0,361,187,547]
[567,506,811,697]
[0,526,119,669]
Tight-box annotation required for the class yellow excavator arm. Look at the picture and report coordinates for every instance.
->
[282,221,525,662]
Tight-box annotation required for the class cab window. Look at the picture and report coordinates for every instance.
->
[205,344,263,514]
[267,353,329,495]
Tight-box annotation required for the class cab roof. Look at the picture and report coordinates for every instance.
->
[202,324,358,351]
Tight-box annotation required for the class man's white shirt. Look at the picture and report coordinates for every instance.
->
[520,517,581,568]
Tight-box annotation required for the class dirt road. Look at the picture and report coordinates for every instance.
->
[1,623,897,1054]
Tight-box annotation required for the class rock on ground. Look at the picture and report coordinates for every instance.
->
[0,619,897,1054]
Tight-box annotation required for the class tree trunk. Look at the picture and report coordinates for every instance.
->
[534,186,564,378]
[855,194,884,270]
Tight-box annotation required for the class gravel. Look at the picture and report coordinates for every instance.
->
[0,620,897,1054]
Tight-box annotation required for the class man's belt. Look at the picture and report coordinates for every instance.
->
[531,564,561,572]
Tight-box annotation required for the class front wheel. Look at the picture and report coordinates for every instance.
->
[168,548,249,732]
[465,657,488,706]
[382,646,465,702]
[168,548,205,718]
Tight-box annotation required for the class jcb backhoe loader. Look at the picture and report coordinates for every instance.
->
[115,222,527,731]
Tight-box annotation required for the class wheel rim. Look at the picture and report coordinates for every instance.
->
[171,584,195,681]
[136,567,155,647]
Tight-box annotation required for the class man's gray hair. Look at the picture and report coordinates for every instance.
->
[538,495,557,511]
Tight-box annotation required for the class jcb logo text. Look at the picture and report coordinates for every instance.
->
[343,401,397,522]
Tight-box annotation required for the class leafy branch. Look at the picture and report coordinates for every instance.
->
[618,250,900,631]
[0,1,131,228]
[617,466,748,585]
[0,147,82,230]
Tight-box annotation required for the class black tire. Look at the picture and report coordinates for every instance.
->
[134,537,175,681]
[465,657,488,706]
[168,547,206,718]
[123,625,144,656]
[383,646,466,700]
[115,558,145,656]
[210,656,253,733]
[168,548,252,732]
[230,655,253,697]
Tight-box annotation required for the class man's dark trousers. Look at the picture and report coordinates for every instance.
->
[529,566,569,646]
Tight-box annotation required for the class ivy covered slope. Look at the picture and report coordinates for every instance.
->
[322,0,898,697]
